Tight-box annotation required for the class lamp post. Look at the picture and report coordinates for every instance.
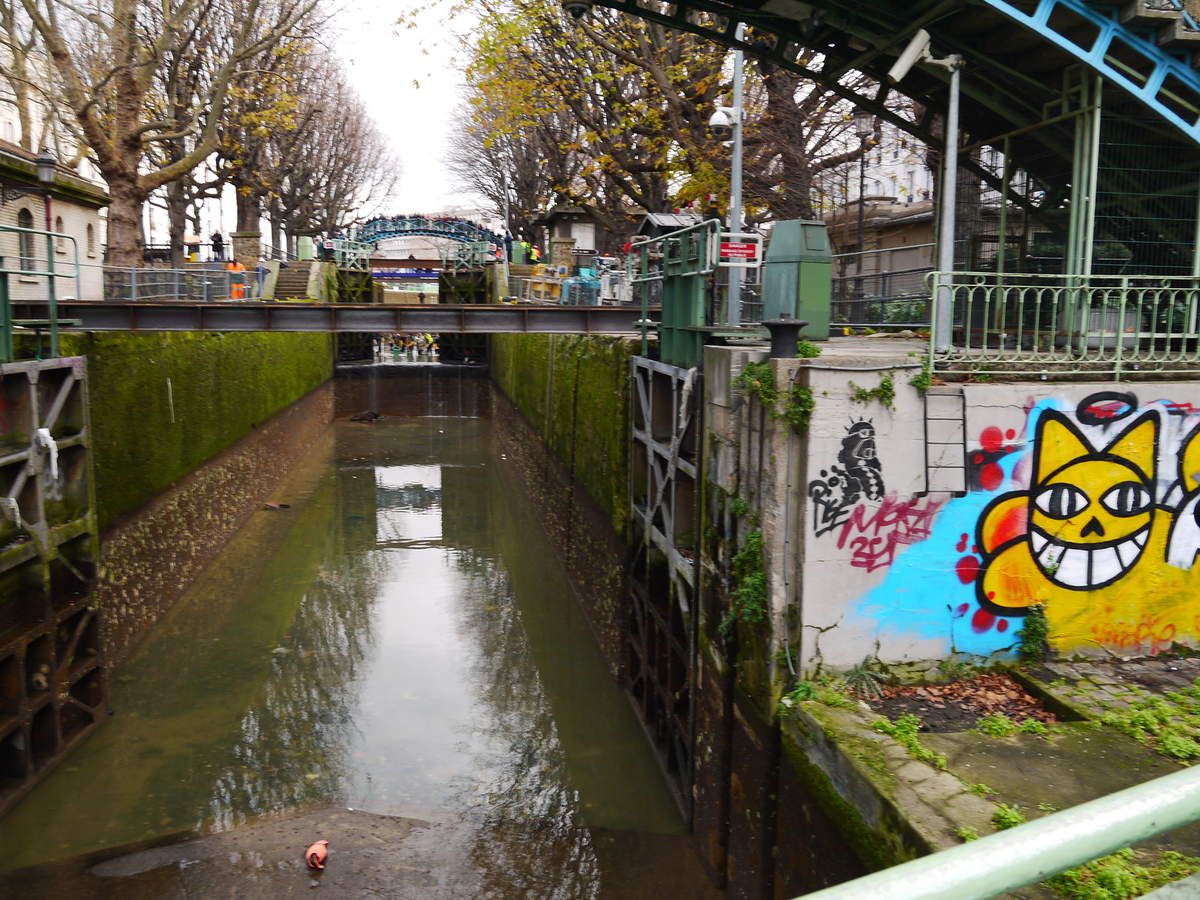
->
[35,148,58,357]
[725,23,745,327]
[852,110,874,273]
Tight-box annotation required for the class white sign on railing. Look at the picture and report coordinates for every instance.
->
[718,232,763,269]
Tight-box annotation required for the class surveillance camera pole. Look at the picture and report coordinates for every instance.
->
[725,23,745,327]
[933,54,964,351]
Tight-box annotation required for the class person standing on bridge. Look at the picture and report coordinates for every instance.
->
[210,232,225,261]
[504,232,513,262]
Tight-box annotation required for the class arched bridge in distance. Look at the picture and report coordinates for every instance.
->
[358,215,505,247]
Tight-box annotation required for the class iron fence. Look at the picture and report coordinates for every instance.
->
[101,265,264,302]
[331,239,372,270]
[832,243,935,329]
[930,270,1200,378]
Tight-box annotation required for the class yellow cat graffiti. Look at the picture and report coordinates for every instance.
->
[977,410,1200,653]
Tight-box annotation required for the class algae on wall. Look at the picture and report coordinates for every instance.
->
[489,334,632,538]
[55,331,333,528]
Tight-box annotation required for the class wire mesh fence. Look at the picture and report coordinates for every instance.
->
[101,266,263,302]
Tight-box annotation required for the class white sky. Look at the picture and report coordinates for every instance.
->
[145,1,484,243]
[332,0,480,215]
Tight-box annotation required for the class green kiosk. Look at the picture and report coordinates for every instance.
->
[761,220,833,341]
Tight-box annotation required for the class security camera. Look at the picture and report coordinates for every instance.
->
[886,28,932,84]
[708,106,738,135]
[562,0,592,20]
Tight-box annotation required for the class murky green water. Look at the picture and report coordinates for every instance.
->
[0,407,700,894]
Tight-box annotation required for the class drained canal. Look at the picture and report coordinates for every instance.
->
[0,373,713,896]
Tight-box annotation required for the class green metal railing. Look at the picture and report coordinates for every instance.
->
[0,225,82,362]
[799,762,1200,899]
[629,218,721,365]
[930,270,1200,378]
[331,239,372,270]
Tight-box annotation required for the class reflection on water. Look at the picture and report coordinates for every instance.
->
[0,408,699,895]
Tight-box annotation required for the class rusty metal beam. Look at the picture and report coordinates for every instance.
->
[10,301,656,335]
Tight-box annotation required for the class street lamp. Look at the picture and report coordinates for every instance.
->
[853,110,875,275]
[36,148,58,357]
[719,23,746,327]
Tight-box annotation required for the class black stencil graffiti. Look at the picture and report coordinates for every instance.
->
[807,419,885,536]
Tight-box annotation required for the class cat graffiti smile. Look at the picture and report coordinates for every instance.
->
[1028,523,1150,588]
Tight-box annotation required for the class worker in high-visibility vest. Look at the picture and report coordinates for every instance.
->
[227,260,246,300]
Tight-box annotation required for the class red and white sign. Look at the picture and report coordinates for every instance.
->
[720,241,759,260]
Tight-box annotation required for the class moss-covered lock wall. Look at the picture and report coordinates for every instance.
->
[54,331,333,528]
[489,334,633,537]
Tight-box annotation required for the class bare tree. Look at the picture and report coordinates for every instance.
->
[18,0,321,264]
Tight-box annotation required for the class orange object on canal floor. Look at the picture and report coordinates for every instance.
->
[305,839,329,870]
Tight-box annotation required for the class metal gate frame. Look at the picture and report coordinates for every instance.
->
[0,356,104,818]
[628,355,702,817]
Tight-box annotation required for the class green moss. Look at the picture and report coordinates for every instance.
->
[1098,678,1200,760]
[488,334,633,539]
[56,331,333,528]
[955,826,979,842]
[872,713,948,770]
[992,803,1027,830]
[976,713,1018,737]
[720,529,766,636]
[1047,848,1200,899]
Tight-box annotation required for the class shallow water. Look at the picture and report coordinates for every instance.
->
[0,405,701,895]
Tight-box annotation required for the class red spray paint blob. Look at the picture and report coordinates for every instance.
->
[996,619,1009,633]
[955,556,981,584]
[971,609,997,633]
[953,603,969,619]
[980,426,1005,454]
[980,462,1004,491]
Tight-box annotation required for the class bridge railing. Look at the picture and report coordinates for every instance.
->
[330,240,372,271]
[100,265,264,302]
[0,224,82,360]
[930,270,1200,378]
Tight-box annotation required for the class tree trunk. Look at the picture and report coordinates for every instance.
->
[166,178,188,268]
[236,190,262,235]
[105,178,145,267]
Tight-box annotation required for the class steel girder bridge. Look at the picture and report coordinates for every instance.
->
[357,215,505,247]
[9,300,648,335]
[595,0,1200,280]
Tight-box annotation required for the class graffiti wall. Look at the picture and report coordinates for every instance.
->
[801,379,1200,665]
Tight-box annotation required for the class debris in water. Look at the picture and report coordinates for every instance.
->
[263,502,291,511]
[349,410,382,423]
[271,646,291,657]
[305,839,329,870]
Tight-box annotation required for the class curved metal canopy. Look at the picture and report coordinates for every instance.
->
[592,0,1200,181]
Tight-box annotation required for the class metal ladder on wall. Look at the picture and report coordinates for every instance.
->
[924,384,968,494]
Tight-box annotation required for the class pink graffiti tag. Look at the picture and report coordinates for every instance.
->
[835,495,944,572]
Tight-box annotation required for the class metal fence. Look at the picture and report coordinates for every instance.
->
[832,244,934,329]
[101,266,264,302]
[331,239,372,270]
[930,270,1200,378]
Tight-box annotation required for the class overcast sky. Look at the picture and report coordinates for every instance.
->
[333,0,479,215]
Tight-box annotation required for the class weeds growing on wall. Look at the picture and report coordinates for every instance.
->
[1046,848,1200,899]
[1017,603,1050,662]
[909,360,933,396]
[872,713,948,770]
[992,803,1027,830]
[796,339,822,359]
[734,361,816,434]
[1098,680,1200,760]
[849,373,896,410]
[720,529,767,636]
[843,657,886,700]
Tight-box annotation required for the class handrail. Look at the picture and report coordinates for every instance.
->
[0,225,83,359]
[628,217,722,284]
[799,763,1200,899]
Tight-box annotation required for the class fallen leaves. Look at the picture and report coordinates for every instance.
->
[868,673,1057,733]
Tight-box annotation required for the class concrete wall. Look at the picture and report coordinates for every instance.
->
[705,344,1200,671]
[489,333,635,538]
[48,331,334,528]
